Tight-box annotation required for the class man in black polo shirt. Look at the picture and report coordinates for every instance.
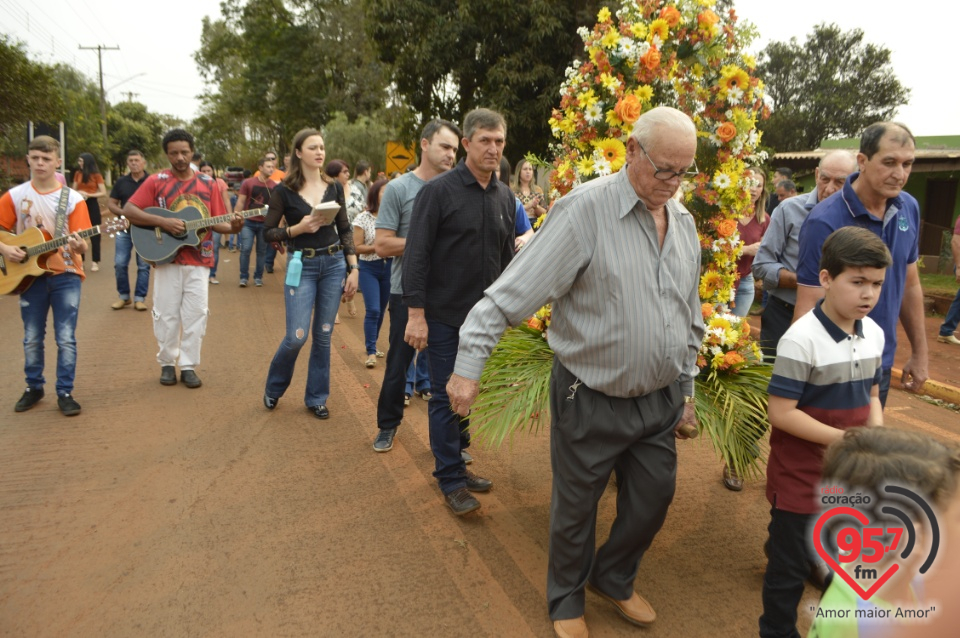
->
[107,149,150,311]
[402,108,516,515]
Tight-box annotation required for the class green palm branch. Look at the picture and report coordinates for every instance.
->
[470,327,773,479]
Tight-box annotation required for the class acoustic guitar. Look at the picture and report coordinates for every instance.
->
[130,206,269,265]
[0,218,126,295]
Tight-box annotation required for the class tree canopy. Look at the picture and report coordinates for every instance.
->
[0,36,64,153]
[757,23,910,152]
[365,0,605,163]
[195,0,390,156]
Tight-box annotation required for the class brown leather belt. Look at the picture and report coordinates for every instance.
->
[299,244,343,258]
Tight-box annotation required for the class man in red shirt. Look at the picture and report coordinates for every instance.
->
[123,129,242,388]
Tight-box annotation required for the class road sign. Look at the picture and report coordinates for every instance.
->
[385,141,417,174]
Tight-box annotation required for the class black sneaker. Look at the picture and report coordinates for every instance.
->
[445,487,481,516]
[309,405,329,419]
[373,427,397,452]
[181,370,202,388]
[465,470,492,492]
[264,394,278,410]
[15,387,44,412]
[57,394,81,416]
[160,366,177,386]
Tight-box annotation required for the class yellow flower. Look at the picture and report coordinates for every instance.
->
[578,89,598,108]
[576,156,596,176]
[742,53,757,70]
[630,23,648,39]
[601,28,621,49]
[648,18,669,42]
[605,109,623,127]
[634,85,653,102]
[593,138,626,171]
[720,65,750,93]
[598,72,621,92]
[700,271,724,298]
[707,314,731,332]
[597,6,611,22]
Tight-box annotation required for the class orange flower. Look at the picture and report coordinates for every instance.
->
[698,10,720,29]
[717,219,738,238]
[641,47,661,71]
[527,317,544,331]
[660,6,682,28]
[614,94,642,125]
[741,320,751,338]
[716,122,738,143]
[701,302,714,320]
[724,351,745,366]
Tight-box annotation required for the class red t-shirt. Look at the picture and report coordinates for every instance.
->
[737,215,769,279]
[238,176,276,222]
[128,169,226,267]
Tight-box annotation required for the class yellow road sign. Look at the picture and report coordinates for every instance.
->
[385,141,417,174]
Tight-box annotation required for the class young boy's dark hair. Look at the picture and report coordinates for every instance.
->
[819,226,892,279]
[28,135,60,154]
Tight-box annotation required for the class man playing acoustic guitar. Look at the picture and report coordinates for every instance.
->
[123,129,243,388]
[0,135,91,416]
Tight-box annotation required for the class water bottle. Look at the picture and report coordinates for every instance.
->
[285,251,303,287]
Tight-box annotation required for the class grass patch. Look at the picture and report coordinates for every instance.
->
[920,273,958,297]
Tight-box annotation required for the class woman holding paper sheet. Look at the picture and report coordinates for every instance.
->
[262,129,358,419]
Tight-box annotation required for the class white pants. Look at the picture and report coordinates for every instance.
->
[151,264,209,370]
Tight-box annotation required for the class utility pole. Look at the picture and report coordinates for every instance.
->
[122,91,139,103]
[79,44,119,182]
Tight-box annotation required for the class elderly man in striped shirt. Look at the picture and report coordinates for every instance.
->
[447,106,704,638]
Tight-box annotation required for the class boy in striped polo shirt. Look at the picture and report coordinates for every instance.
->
[760,226,891,637]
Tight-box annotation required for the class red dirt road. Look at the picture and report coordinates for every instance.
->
[2,241,959,637]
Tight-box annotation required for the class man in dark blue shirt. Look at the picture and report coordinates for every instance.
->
[794,122,928,405]
[402,108,516,516]
[107,150,150,311]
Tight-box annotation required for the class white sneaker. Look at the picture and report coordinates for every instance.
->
[937,334,960,345]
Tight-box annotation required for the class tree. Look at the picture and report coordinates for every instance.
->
[322,111,395,175]
[48,64,110,172]
[364,0,606,163]
[194,0,390,156]
[0,36,64,143]
[107,101,166,172]
[757,23,910,152]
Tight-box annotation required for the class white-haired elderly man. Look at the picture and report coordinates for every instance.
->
[446,106,704,638]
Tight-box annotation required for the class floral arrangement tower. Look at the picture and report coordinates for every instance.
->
[472,0,773,477]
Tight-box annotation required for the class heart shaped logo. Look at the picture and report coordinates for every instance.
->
[812,506,900,600]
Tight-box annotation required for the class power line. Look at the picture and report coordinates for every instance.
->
[79,44,120,152]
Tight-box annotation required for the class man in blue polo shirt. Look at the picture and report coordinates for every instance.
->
[794,122,928,405]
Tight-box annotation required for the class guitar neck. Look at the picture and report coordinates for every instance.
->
[26,225,101,257]
[183,207,269,232]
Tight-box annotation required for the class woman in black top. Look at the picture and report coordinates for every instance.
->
[262,128,358,419]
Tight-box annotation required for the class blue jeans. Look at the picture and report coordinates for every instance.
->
[239,219,266,281]
[732,273,755,317]
[210,231,221,278]
[376,294,417,430]
[357,258,392,355]
[114,231,150,301]
[265,253,346,407]
[406,350,430,396]
[426,320,472,494]
[939,276,960,337]
[20,273,82,396]
[265,243,277,270]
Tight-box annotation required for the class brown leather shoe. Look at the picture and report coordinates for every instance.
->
[723,464,744,491]
[553,616,589,638]
[588,584,656,626]
[134,301,148,311]
[111,298,131,310]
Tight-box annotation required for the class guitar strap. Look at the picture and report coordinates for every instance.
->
[52,186,71,239]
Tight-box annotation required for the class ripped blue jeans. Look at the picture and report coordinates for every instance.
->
[20,273,82,396]
[264,252,346,407]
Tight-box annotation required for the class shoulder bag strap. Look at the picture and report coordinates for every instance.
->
[53,186,71,238]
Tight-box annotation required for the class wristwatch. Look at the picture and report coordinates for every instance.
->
[347,264,359,271]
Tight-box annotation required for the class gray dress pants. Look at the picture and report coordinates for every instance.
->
[547,359,682,620]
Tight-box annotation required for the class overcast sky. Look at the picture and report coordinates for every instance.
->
[3,0,957,138]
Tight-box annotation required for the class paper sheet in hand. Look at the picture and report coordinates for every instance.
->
[311,201,341,225]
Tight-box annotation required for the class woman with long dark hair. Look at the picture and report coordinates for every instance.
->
[262,129,359,418]
[72,153,106,270]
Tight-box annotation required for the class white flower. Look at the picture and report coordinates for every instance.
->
[637,41,651,56]
[577,27,589,40]
[726,87,743,104]
[651,35,663,49]
[618,38,637,58]
[714,173,732,189]
[585,103,604,123]
[594,156,612,176]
